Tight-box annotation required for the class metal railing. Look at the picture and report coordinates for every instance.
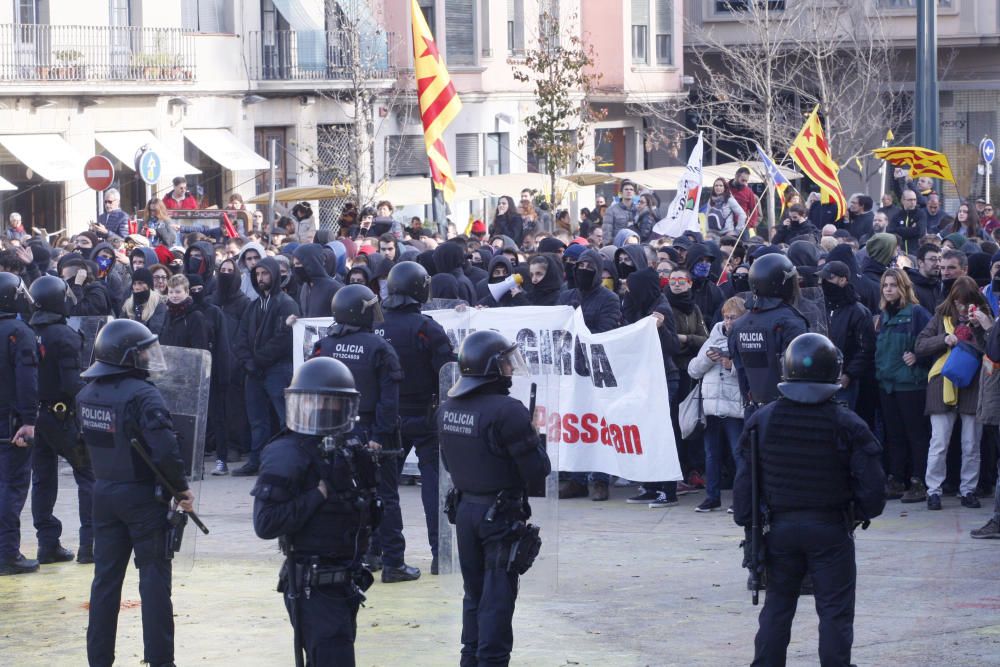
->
[0,24,195,83]
[248,29,393,82]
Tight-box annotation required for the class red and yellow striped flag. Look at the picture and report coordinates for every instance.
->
[411,0,462,202]
[871,146,956,183]
[788,105,846,220]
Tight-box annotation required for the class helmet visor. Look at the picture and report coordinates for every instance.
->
[285,392,360,436]
[16,279,34,308]
[135,341,167,372]
[497,346,529,377]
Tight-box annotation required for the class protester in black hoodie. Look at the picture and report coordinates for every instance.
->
[182,240,217,300]
[827,242,880,314]
[292,243,343,317]
[187,273,232,474]
[159,274,210,350]
[478,255,529,307]
[773,204,821,245]
[90,242,125,315]
[232,257,301,476]
[212,258,251,467]
[432,241,477,304]
[526,254,564,306]
[819,261,875,411]
[684,242,724,328]
[58,257,114,316]
[559,248,621,333]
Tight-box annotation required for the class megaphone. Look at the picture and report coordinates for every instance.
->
[488,274,523,302]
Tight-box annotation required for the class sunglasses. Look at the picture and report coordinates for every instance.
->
[668,277,691,285]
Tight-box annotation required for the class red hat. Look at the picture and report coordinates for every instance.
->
[471,220,487,234]
[154,245,174,265]
[572,236,588,246]
[358,244,376,256]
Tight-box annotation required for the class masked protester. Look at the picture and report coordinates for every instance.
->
[59,258,113,317]
[293,243,344,317]
[122,268,166,334]
[525,254,563,306]
[211,258,251,474]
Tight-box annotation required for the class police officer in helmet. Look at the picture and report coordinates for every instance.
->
[733,333,886,666]
[76,318,194,667]
[379,261,455,575]
[0,272,39,576]
[310,284,418,582]
[438,330,551,666]
[28,275,96,566]
[252,357,381,667]
[728,253,810,415]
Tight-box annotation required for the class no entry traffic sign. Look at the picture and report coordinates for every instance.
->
[84,155,115,191]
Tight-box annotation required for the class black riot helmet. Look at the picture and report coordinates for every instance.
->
[0,271,32,314]
[332,283,383,329]
[28,275,74,321]
[448,330,529,398]
[81,318,167,379]
[749,253,798,301]
[383,261,431,309]
[285,357,360,436]
[777,333,843,404]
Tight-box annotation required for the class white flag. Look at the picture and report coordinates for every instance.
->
[652,133,704,238]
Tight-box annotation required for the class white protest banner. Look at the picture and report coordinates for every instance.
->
[653,132,704,238]
[422,306,681,483]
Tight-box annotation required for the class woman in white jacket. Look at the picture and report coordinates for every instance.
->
[686,296,747,512]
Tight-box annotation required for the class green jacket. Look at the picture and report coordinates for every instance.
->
[875,303,933,393]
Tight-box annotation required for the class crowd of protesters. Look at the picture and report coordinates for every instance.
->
[2,165,999,540]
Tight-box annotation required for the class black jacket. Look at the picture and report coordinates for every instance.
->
[234,257,300,373]
[433,242,477,305]
[159,298,210,350]
[827,244,879,314]
[490,212,524,248]
[823,282,875,381]
[526,254,564,306]
[477,255,529,308]
[845,210,874,243]
[623,268,680,380]
[183,241,217,299]
[905,267,943,314]
[558,248,621,332]
[887,207,927,255]
[212,271,251,382]
[685,243,724,328]
[772,220,820,246]
[293,243,343,317]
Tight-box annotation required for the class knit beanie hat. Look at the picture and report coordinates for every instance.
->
[865,233,897,266]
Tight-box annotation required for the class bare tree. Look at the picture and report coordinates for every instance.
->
[639,1,911,225]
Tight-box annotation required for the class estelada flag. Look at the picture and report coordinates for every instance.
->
[788,105,846,220]
[411,0,462,202]
[755,144,798,215]
[871,146,956,183]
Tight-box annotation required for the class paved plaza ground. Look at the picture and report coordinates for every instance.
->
[2,465,999,666]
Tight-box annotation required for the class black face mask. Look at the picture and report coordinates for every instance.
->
[575,267,597,289]
[218,272,239,293]
[731,273,750,293]
[133,289,150,305]
[191,289,205,305]
[187,256,204,275]
[293,266,309,284]
[488,274,509,284]
[821,280,848,306]
[617,262,636,280]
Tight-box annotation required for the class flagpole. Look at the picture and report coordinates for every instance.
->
[716,194,764,286]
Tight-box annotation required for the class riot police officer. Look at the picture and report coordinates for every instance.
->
[76,318,194,667]
[0,272,39,576]
[310,284,417,582]
[252,357,381,667]
[28,275,96,565]
[438,330,551,667]
[728,253,809,414]
[379,261,455,575]
[733,333,886,667]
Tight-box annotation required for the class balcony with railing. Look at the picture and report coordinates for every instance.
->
[247,29,393,83]
[0,24,195,83]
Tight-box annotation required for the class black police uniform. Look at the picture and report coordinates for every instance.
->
[438,382,551,666]
[252,431,380,666]
[77,371,189,667]
[0,311,38,572]
[311,327,404,566]
[733,347,885,666]
[379,302,454,565]
[30,312,96,561]
[728,296,808,409]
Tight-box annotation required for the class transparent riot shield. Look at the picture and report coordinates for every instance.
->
[738,288,829,337]
[422,298,468,312]
[67,316,112,367]
[436,359,560,592]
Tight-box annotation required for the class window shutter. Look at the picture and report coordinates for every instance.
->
[387,135,429,177]
[446,0,475,66]
[198,0,222,33]
[656,0,671,33]
[632,0,649,26]
[455,134,479,174]
[181,0,199,30]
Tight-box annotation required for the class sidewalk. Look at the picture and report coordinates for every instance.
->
[2,469,999,666]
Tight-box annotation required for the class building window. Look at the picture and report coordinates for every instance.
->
[631,0,649,64]
[182,0,224,32]
[14,0,41,23]
[655,1,672,65]
[507,0,524,55]
[445,0,475,66]
[484,133,509,176]
[386,135,429,177]
[455,133,480,175]
[876,0,952,7]
[480,0,491,56]
[714,1,785,11]
[418,0,436,38]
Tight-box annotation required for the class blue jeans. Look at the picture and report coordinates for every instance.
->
[245,362,292,468]
[703,416,745,503]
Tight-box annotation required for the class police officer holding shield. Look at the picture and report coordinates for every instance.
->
[252,357,381,667]
[438,330,551,667]
[0,272,39,576]
[379,261,455,575]
[310,284,418,582]
[76,318,194,667]
[28,275,96,565]
[733,333,886,667]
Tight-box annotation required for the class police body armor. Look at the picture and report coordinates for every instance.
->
[438,393,526,495]
[313,328,395,419]
[256,433,382,559]
[760,399,852,512]
[77,376,164,483]
[730,302,808,404]
[0,317,36,429]
[379,310,437,415]
[35,322,84,403]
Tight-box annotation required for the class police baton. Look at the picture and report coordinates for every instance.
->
[129,438,209,535]
[0,437,34,446]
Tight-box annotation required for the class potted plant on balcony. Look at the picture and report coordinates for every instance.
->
[53,49,84,80]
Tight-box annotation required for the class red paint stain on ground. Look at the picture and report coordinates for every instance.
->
[80,599,142,610]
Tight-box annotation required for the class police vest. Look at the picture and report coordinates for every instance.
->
[0,317,36,425]
[760,399,853,512]
[732,304,804,403]
[379,310,436,412]
[34,322,83,403]
[313,331,392,416]
[77,376,159,483]
[438,393,525,494]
